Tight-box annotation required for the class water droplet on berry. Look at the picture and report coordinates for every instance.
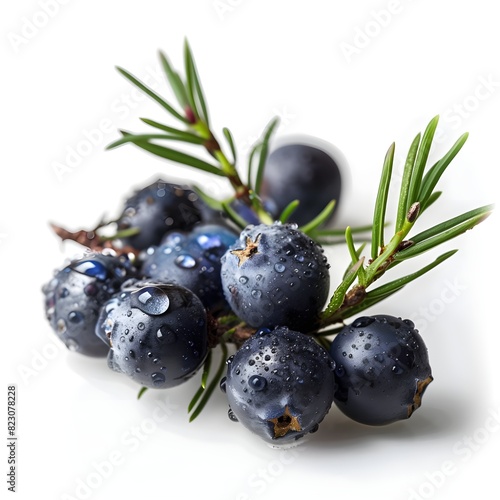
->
[131,286,170,315]
[352,316,375,328]
[228,408,238,422]
[220,377,227,393]
[151,372,166,386]
[249,375,268,391]
[294,254,305,262]
[59,287,69,298]
[392,365,404,374]
[68,311,84,324]
[364,343,371,350]
[72,260,108,280]
[335,365,345,377]
[175,254,197,269]
[251,289,262,299]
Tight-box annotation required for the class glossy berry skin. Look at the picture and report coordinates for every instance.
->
[116,179,203,250]
[260,143,342,226]
[329,315,433,426]
[96,281,208,389]
[220,223,330,332]
[223,327,336,445]
[141,224,238,312]
[42,253,136,357]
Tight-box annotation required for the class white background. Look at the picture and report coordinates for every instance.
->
[2,1,500,499]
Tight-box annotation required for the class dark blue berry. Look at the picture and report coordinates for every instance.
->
[220,223,330,332]
[116,179,204,250]
[42,253,136,357]
[260,143,343,225]
[224,326,336,445]
[96,281,208,389]
[141,223,238,311]
[329,314,433,425]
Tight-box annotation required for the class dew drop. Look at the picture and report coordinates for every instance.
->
[151,372,166,386]
[219,377,227,393]
[352,316,375,328]
[72,260,108,280]
[137,322,145,331]
[68,311,84,324]
[131,286,170,315]
[248,375,267,391]
[175,254,197,269]
[274,263,286,273]
[239,276,249,284]
[251,289,262,299]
